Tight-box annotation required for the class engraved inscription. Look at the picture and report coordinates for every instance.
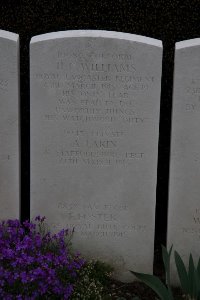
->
[53,201,147,239]
[184,75,200,112]
[181,208,200,240]
[33,47,156,167]
[0,154,11,161]
[0,77,8,92]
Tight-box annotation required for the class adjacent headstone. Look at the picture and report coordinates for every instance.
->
[30,30,162,281]
[0,30,20,220]
[168,39,200,285]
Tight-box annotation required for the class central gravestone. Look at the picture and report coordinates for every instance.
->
[30,30,162,281]
[0,30,19,220]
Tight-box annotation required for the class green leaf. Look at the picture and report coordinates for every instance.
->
[161,245,173,299]
[174,251,189,295]
[162,245,170,273]
[188,254,195,297]
[197,258,200,278]
[130,271,173,300]
[162,246,172,281]
[194,268,200,298]
[162,245,173,270]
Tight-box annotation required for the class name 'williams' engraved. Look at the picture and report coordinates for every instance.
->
[57,62,137,73]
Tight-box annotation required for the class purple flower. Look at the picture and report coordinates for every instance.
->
[23,220,36,231]
[20,271,28,283]
[0,217,85,298]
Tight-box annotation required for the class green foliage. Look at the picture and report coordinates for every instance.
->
[130,245,200,300]
[130,245,174,300]
[162,245,173,299]
[174,252,200,299]
[130,271,174,300]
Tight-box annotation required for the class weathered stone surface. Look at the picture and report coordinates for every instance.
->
[0,30,19,220]
[30,30,162,281]
[168,38,200,285]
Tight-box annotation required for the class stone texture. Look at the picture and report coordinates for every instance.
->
[167,39,200,285]
[0,30,19,220]
[30,30,162,281]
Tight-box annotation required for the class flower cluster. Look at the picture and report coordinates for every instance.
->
[0,216,85,299]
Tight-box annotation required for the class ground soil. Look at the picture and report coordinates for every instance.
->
[105,246,183,300]
[107,280,183,299]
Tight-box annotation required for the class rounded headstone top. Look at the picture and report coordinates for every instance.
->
[31,30,162,48]
[176,38,200,50]
[0,29,19,42]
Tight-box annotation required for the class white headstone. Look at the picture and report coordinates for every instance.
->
[30,30,162,281]
[0,30,19,220]
[168,39,200,285]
